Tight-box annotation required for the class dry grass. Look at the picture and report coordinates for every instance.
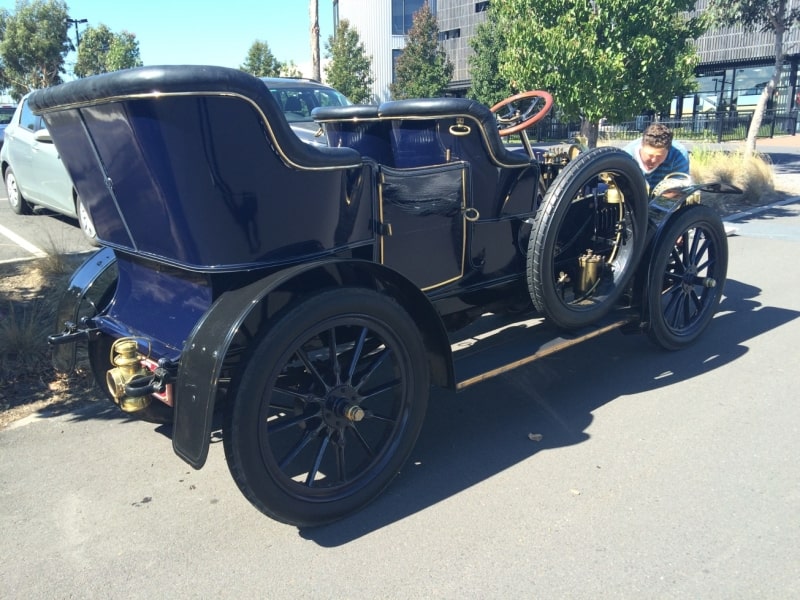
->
[690,147,775,206]
[0,248,89,396]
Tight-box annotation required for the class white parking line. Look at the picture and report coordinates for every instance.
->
[0,222,47,258]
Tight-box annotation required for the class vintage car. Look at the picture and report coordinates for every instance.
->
[34,66,732,526]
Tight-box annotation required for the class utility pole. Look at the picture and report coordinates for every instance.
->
[310,0,320,81]
[66,17,88,49]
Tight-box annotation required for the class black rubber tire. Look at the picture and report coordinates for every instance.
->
[646,205,728,350]
[5,167,31,215]
[528,147,648,329]
[223,287,429,527]
[88,334,175,424]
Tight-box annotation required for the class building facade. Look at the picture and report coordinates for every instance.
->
[333,0,800,117]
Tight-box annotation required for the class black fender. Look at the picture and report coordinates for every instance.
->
[173,258,453,469]
[48,247,117,372]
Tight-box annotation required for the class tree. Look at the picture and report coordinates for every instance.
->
[240,40,282,77]
[0,8,9,91]
[708,0,800,157]
[0,0,70,100]
[490,0,703,147]
[310,0,321,82]
[467,6,510,107]
[280,60,303,78]
[389,1,453,99]
[324,19,374,103]
[74,24,142,77]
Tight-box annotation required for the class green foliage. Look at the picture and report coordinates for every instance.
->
[707,0,800,31]
[240,40,282,77]
[467,6,510,106]
[324,19,374,104]
[489,0,702,129]
[281,60,303,78]
[390,1,453,99]
[74,24,142,78]
[0,0,70,100]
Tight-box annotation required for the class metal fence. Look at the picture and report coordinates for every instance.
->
[526,110,799,143]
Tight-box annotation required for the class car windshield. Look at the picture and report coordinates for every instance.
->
[268,86,350,123]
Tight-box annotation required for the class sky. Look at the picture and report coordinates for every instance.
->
[2,0,337,78]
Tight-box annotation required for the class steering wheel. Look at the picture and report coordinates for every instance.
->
[490,91,554,137]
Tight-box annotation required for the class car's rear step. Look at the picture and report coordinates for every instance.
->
[451,309,638,390]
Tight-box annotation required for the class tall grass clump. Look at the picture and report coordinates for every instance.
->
[0,247,84,385]
[0,298,57,378]
[690,146,774,205]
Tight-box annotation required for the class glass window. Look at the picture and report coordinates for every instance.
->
[392,0,432,35]
[20,99,38,131]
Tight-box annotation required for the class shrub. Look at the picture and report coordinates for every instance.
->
[690,147,774,205]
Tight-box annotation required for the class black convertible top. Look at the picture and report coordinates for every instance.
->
[29,65,360,170]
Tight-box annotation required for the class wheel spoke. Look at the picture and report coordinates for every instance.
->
[327,327,342,386]
[267,408,320,434]
[272,384,312,403]
[306,434,332,487]
[353,347,392,392]
[278,425,323,470]
[296,347,331,392]
[689,288,703,313]
[346,327,369,382]
[669,246,685,271]
[363,410,397,424]
[668,296,684,328]
[360,377,402,402]
[336,440,347,482]
[664,289,683,327]
[349,423,379,458]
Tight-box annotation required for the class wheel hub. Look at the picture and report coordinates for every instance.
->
[681,264,698,292]
[322,385,364,430]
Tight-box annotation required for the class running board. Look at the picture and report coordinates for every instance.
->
[450,310,639,390]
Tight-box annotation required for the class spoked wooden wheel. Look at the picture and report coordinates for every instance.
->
[646,205,728,350]
[223,288,429,526]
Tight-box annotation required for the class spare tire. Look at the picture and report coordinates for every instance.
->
[527,147,648,329]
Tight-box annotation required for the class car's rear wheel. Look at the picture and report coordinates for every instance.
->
[223,287,429,526]
[5,167,31,215]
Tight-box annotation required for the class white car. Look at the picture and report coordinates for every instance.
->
[1,93,96,241]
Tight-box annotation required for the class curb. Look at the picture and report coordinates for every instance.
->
[722,195,800,223]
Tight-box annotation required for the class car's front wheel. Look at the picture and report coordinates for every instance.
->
[5,167,31,215]
[646,205,728,350]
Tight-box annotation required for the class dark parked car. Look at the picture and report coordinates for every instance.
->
[1,94,96,240]
[0,103,16,149]
[263,77,352,145]
[36,66,730,527]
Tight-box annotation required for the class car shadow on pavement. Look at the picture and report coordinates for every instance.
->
[300,277,799,545]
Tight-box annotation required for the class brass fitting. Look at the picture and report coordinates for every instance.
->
[106,338,152,413]
[600,173,623,204]
[576,249,604,295]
